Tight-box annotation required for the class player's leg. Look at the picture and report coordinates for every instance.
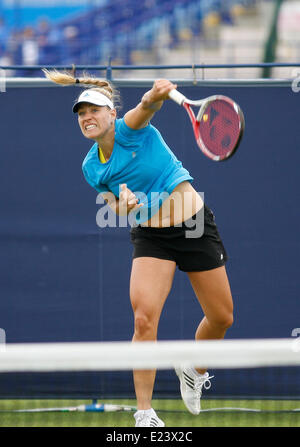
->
[188,265,233,358]
[130,256,176,411]
[175,265,233,414]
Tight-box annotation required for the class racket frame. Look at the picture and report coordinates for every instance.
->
[168,89,245,161]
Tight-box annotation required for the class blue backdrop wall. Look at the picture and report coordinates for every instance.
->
[0,84,299,398]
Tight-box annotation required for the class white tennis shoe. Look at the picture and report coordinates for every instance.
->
[134,408,165,427]
[175,367,213,415]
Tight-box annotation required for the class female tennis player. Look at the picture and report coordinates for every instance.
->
[43,70,234,427]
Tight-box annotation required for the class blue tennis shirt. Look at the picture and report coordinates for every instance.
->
[82,118,193,224]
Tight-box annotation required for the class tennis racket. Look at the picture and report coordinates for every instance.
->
[168,89,245,161]
[0,403,137,413]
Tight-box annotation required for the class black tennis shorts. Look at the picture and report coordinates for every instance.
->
[130,204,228,272]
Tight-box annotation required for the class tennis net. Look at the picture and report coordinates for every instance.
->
[0,338,299,428]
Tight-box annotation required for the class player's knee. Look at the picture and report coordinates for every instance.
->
[223,312,234,330]
[210,311,234,330]
[134,314,156,340]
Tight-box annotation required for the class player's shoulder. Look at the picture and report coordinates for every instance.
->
[82,142,98,169]
[114,118,158,148]
[115,117,157,135]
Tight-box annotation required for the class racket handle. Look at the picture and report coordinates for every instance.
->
[168,89,186,105]
[77,404,105,412]
[77,403,136,412]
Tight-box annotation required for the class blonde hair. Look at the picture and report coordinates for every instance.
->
[42,68,121,110]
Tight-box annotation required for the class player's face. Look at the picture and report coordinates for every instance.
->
[77,103,116,141]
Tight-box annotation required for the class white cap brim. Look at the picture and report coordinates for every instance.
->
[73,90,114,113]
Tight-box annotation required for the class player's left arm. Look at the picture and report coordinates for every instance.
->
[124,79,177,130]
[102,184,143,216]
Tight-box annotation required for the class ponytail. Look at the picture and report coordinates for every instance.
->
[42,68,121,109]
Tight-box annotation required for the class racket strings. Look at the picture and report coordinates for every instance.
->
[199,99,242,158]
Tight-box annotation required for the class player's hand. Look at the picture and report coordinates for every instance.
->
[119,184,143,214]
[147,79,177,103]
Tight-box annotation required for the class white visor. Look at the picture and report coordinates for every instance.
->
[73,90,114,113]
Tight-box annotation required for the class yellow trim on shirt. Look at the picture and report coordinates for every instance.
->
[98,146,106,164]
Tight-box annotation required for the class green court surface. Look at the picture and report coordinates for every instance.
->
[0,399,299,427]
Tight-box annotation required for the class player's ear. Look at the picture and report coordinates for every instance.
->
[110,108,117,119]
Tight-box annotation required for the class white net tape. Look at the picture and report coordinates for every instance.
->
[0,338,299,372]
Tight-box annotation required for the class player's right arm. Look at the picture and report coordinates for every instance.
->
[102,184,143,216]
[124,79,177,130]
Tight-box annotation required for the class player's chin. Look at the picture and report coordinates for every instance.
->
[82,129,100,140]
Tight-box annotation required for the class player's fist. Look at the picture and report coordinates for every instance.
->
[119,184,143,214]
[149,79,177,102]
